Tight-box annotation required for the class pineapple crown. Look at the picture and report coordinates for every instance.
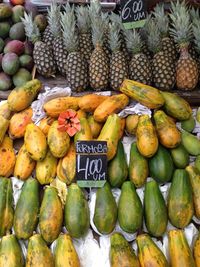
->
[125,29,143,55]
[152,3,169,38]
[76,6,91,34]
[47,1,61,38]
[169,0,193,47]
[89,0,101,22]
[192,20,200,54]
[61,5,79,53]
[21,12,41,44]
[190,7,200,23]
[146,17,162,54]
[109,21,121,52]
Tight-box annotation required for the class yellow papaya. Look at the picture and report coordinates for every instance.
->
[24,123,47,161]
[118,118,126,140]
[74,117,92,143]
[76,109,87,119]
[0,102,12,144]
[39,117,55,136]
[125,114,139,135]
[194,233,200,267]
[78,93,109,113]
[87,115,103,139]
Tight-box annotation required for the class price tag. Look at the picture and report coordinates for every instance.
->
[120,0,147,30]
[76,140,107,188]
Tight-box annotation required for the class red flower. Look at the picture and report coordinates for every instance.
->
[58,109,81,137]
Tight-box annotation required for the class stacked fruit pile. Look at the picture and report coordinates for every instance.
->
[0,77,200,266]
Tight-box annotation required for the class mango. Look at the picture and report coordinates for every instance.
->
[34,14,47,32]
[24,40,33,55]
[0,22,10,38]
[4,40,24,55]
[0,72,12,91]
[0,4,12,21]
[12,68,32,87]
[2,52,19,75]
[9,22,25,41]
[12,5,25,23]
[19,54,34,70]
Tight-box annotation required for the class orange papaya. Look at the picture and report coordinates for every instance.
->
[78,93,109,112]
[39,116,55,136]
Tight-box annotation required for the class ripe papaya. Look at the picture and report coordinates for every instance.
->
[181,115,196,132]
[54,234,80,267]
[97,114,121,160]
[168,229,196,267]
[93,94,129,123]
[78,93,109,112]
[39,116,55,136]
[194,232,200,267]
[136,114,158,158]
[137,234,169,267]
[129,141,148,187]
[48,120,70,158]
[87,115,103,139]
[168,169,194,228]
[26,234,54,267]
[0,102,11,144]
[76,109,87,119]
[186,165,200,219]
[144,180,168,237]
[14,178,40,239]
[93,182,117,234]
[36,149,57,185]
[181,130,200,156]
[14,144,36,180]
[0,235,24,267]
[0,178,14,237]
[74,117,92,143]
[149,145,174,183]
[118,118,126,140]
[110,232,140,267]
[24,123,47,161]
[170,144,189,169]
[65,183,90,238]
[125,114,139,135]
[154,110,181,148]
[9,107,33,139]
[7,79,42,112]
[39,186,63,244]
[118,181,143,233]
[108,140,128,188]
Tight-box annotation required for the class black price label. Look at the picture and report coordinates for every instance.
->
[120,0,147,29]
[76,140,107,188]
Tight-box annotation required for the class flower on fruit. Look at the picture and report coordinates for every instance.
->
[58,109,81,137]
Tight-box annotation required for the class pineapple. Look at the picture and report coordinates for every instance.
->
[147,18,176,90]
[102,13,111,64]
[48,2,68,77]
[189,7,200,61]
[192,13,200,75]
[126,29,151,85]
[76,6,93,65]
[109,21,128,91]
[42,6,54,48]
[170,0,199,90]
[22,13,56,77]
[61,6,88,92]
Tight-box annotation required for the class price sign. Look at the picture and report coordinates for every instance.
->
[76,140,107,188]
[120,0,147,30]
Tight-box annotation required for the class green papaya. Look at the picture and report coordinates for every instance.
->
[0,177,14,237]
[0,234,24,267]
[195,155,200,173]
[181,130,200,156]
[181,116,196,132]
[108,140,128,188]
[64,183,90,238]
[129,141,148,187]
[168,169,194,228]
[170,144,189,168]
[149,145,174,183]
[110,232,140,267]
[93,182,117,234]
[14,178,40,239]
[118,181,143,233]
[144,180,168,237]
[39,186,63,244]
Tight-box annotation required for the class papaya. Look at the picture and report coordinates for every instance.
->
[93,182,117,234]
[0,135,16,177]
[168,229,196,267]
[195,155,200,173]
[43,96,80,118]
[194,232,200,267]
[136,114,158,158]
[14,144,36,180]
[0,178,14,237]
[170,144,189,169]
[39,116,55,136]
[9,107,33,139]
[97,114,121,161]
[144,180,168,237]
[118,118,126,140]
[93,94,129,122]
[168,169,194,228]
[181,115,196,132]
[57,142,76,185]
[24,123,47,161]
[110,232,140,267]
[181,130,200,156]
[54,234,80,267]
[149,145,174,183]
[26,234,54,267]
[87,115,103,139]
[125,114,139,135]
[118,181,143,233]
[186,165,200,219]
[136,233,169,267]
[154,110,181,148]
[7,79,42,112]
[48,120,70,158]
[65,183,89,238]
[14,178,40,239]
[36,149,57,185]
[160,91,192,120]
[197,107,200,123]
[120,79,165,109]
[0,102,11,117]
[78,93,109,112]
[0,234,24,267]
[0,102,11,144]
[129,141,148,187]
[74,117,92,143]
[108,140,128,188]
[39,186,63,244]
